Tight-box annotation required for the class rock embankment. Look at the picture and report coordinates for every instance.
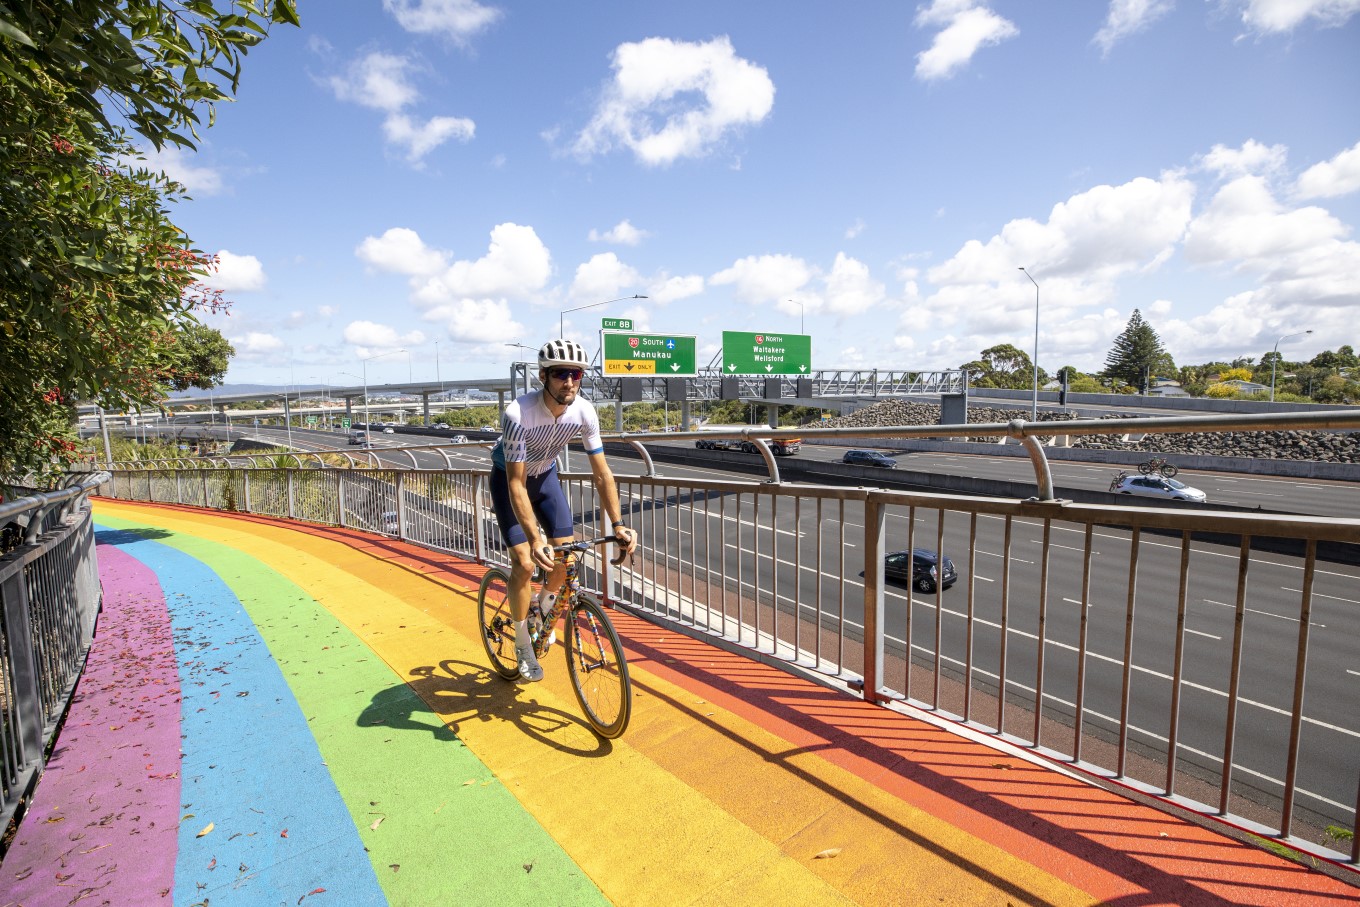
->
[808,399,1360,463]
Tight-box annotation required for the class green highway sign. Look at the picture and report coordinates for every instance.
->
[602,331,696,376]
[602,317,633,330]
[341,418,351,429]
[721,331,812,375]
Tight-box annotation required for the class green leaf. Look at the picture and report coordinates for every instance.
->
[0,18,36,47]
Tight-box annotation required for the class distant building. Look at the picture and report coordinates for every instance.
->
[1148,384,1190,397]
[1222,379,1270,394]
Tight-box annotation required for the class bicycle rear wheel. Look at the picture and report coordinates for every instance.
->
[478,568,521,680]
[1160,464,1179,478]
[565,596,631,738]
[1138,461,1154,475]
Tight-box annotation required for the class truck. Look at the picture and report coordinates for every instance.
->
[695,437,800,456]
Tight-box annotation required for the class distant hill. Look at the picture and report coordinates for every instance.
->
[169,384,316,399]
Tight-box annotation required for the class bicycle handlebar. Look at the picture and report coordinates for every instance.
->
[551,535,633,566]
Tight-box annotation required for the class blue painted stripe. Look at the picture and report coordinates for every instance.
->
[96,528,387,906]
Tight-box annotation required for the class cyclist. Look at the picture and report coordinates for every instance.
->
[489,338,637,683]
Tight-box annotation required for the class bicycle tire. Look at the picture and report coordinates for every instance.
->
[1160,464,1179,478]
[477,568,521,681]
[565,595,632,738]
[1138,461,1154,475]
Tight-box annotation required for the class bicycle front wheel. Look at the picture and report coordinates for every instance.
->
[478,568,521,681]
[1138,461,1154,475]
[566,596,631,739]
[1160,464,1179,478]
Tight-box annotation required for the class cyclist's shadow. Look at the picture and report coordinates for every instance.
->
[356,658,614,756]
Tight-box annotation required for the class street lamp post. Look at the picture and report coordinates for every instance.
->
[788,299,804,334]
[1019,267,1040,420]
[1270,329,1313,402]
[359,349,406,442]
[559,294,647,338]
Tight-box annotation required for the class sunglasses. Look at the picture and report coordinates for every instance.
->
[549,367,584,382]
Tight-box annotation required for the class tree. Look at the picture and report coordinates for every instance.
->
[0,1,298,482]
[960,344,1043,389]
[1103,310,1175,390]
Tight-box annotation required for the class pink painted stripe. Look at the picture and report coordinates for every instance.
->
[2,542,182,905]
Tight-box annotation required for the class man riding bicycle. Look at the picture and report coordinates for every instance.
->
[489,339,637,683]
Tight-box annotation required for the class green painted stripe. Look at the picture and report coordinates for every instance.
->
[94,514,607,906]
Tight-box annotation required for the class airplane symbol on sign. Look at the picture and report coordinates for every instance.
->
[666,339,676,350]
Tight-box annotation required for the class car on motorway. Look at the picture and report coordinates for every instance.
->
[382,511,399,533]
[1109,473,1207,503]
[884,549,958,594]
[382,426,395,434]
[348,431,367,445]
[450,434,468,443]
[842,449,897,468]
[480,424,496,432]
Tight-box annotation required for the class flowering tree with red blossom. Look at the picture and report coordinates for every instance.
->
[0,1,298,482]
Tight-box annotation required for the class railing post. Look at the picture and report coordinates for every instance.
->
[175,470,182,504]
[337,471,347,527]
[287,469,296,519]
[862,495,886,703]
[473,472,486,563]
[0,571,44,771]
[395,471,406,539]
[243,470,252,513]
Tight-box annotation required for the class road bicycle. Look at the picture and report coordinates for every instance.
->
[1138,456,1178,478]
[477,536,632,739]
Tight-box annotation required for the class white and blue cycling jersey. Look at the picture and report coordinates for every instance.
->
[490,390,604,477]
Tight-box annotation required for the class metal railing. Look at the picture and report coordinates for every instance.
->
[0,474,108,832]
[94,412,1360,868]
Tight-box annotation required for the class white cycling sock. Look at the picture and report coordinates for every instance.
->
[515,619,531,647]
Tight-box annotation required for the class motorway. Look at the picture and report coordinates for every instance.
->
[123,422,1360,834]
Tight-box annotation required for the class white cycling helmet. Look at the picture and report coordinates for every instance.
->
[537,338,590,370]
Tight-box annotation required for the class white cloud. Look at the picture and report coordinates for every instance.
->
[1182,175,1348,267]
[357,227,449,276]
[201,250,267,292]
[382,0,501,43]
[327,52,420,112]
[1093,0,1175,54]
[568,253,644,302]
[318,305,338,318]
[130,144,223,195]
[1198,139,1289,181]
[710,254,814,303]
[409,223,554,304]
[1295,140,1360,199]
[646,273,705,304]
[383,113,475,163]
[914,1,1019,82]
[343,320,427,351]
[572,36,775,166]
[822,253,886,316]
[228,331,285,360]
[845,218,866,240]
[325,51,476,163]
[1231,0,1360,34]
[421,299,523,343]
[588,219,650,245]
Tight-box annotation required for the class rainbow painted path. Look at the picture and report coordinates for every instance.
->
[1,499,1354,905]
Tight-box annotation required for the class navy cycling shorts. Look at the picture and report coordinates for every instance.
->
[489,465,575,547]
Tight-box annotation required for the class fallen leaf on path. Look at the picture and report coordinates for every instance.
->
[813,848,842,859]
[196,822,214,838]
[370,816,385,830]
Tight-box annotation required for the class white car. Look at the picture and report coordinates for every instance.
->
[382,427,394,434]
[1110,473,1207,503]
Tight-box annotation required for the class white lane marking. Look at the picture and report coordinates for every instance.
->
[1282,586,1358,606]
[1200,598,1325,628]
[1185,628,1221,640]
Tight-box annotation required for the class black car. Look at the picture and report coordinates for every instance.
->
[842,449,897,468]
[884,549,958,593]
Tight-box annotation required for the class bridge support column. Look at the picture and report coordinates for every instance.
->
[497,390,506,423]
[615,402,624,432]
[766,402,778,428]
[681,400,691,431]
[421,392,431,426]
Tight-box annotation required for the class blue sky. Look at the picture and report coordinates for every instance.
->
[145,0,1360,388]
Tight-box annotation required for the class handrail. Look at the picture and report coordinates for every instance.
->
[1,473,110,543]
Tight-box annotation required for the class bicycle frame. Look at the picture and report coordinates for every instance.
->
[529,548,586,658]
